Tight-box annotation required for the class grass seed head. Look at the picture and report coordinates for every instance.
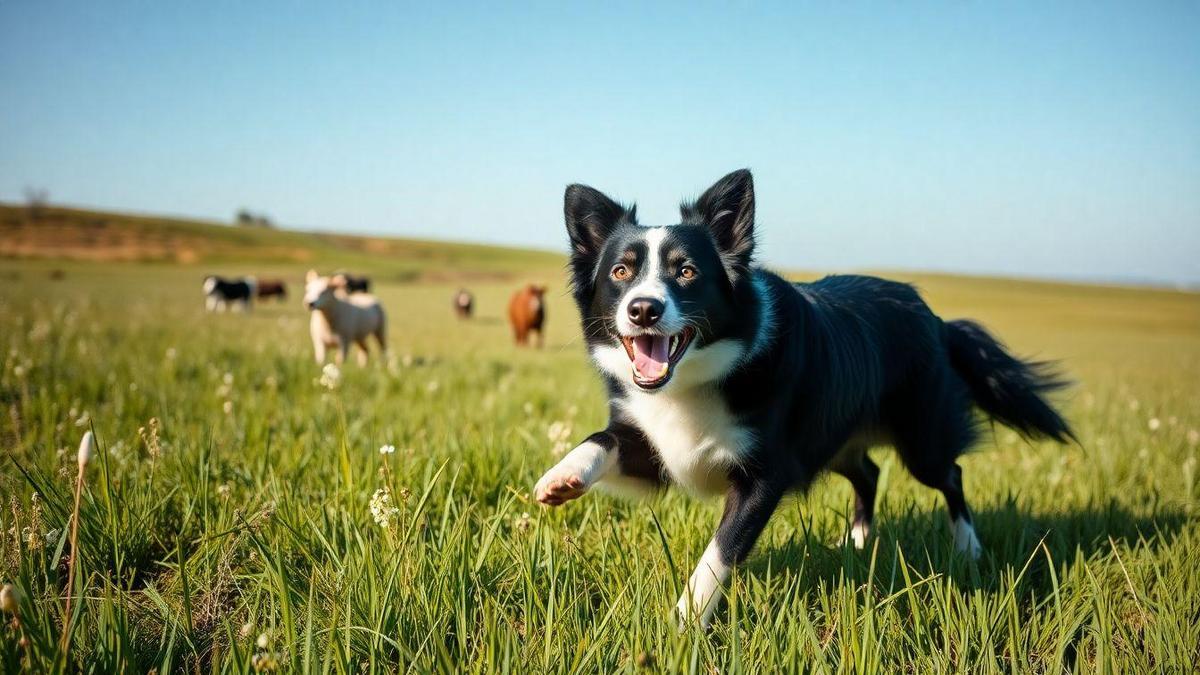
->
[77,430,94,468]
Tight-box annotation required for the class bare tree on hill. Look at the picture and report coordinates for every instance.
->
[24,187,49,222]
[235,208,275,229]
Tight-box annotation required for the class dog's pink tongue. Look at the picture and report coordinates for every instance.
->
[632,335,670,377]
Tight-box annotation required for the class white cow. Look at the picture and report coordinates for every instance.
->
[303,270,387,365]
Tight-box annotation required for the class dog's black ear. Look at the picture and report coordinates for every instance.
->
[682,169,755,281]
[564,184,635,262]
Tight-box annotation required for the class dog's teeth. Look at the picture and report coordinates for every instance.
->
[659,362,669,376]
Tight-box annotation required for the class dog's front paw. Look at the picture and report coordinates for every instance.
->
[534,468,588,506]
[838,522,870,550]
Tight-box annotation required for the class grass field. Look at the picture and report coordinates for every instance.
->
[1,210,1198,672]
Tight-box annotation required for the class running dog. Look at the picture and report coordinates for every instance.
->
[534,169,1073,627]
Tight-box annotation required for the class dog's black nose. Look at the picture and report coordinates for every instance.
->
[627,298,664,327]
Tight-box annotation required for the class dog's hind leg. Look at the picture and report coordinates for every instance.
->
[355,338,369,366]
[939,463,981,558]
[897,442,982,559]
[832,451,880,550]
[889,367,982,558]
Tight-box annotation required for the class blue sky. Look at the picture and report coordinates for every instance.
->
[2,2,1198,285]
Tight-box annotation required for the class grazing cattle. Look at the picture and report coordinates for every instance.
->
[304,270,387,365]
[332,272,371,293]
[203,275,256,312]
[453,288,474,319]
[256,278,288,302]
[508,284,546,347]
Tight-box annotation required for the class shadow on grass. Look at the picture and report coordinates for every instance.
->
[749,498,1193,597]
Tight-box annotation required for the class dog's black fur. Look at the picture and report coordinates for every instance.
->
[551,169,1073,622]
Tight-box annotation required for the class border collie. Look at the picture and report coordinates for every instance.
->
[534,169,1072,627]
[203,275,256,312]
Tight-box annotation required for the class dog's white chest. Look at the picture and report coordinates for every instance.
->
[619,388,753,495]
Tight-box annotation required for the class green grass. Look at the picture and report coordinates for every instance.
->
[1,247,1198,672]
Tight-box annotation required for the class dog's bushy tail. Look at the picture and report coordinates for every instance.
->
[946,319,1075,443]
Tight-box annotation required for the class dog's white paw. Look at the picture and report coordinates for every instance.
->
[533,440,614,506]
[839,521,870,550]
[534,468,589,506]
[951,516,982,560]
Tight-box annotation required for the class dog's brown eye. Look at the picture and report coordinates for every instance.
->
[679,265,697,280]
[611,264,631,281]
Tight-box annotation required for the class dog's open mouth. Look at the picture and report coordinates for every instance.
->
[620,327,695,389]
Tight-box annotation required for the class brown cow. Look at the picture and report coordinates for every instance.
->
[508,284,546,347]
[256,278,288,302]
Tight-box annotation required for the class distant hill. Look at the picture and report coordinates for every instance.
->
[0,202,562,281]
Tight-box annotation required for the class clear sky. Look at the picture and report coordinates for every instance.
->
[2,2,1198,285]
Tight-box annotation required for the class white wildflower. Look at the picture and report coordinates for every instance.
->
[426,380,439,393]
[1187,429,1199,447]
[547,421,571,443]
[515,512,532,533]
[256,632,270,649]
[1148,417,1160,432]
[379,444,396,455]
[223,400,234,415]
[547,421,572,455]
[240,622,254,638]
[319,363,341,390]
[523,402,535,416]
[217,483,232,498]
[369,488,401,528]
[223,372,234,386]
[165,347,177,360]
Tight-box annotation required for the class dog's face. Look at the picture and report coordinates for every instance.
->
[303,270,339,310]
[565,170,758,392]
[203,276,218,295]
